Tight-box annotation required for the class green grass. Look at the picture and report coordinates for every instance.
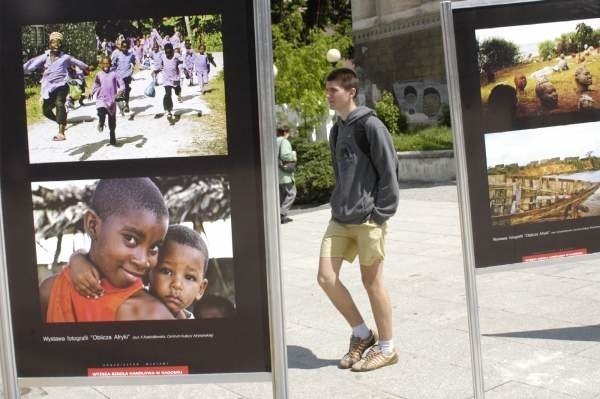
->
[480,54,600,111]
[392,126,453,152]
[200,71,227,154]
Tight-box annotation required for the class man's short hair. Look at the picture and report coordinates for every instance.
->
[90,178,168,222]
[326,68,359,98]
[162,224,209,274]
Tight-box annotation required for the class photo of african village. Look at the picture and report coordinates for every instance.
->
[478,18,600,131]
[485,122,600,227]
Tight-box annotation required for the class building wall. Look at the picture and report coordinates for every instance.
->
[351,0,448,124]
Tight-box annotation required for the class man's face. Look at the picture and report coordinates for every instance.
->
[326,80,355,112]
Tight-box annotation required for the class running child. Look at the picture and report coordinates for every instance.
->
[110,39,135,113]
[182,40,195,86]
[156,43,182,119]
[23,31,89,141]
[39,178,174,322]
[150,41,163,84]
[69,224,209,320]
[92,56,124,146]
[192,44,216,95]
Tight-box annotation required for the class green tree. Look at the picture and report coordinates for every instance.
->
[273,11,352,136]
[555,32,577,55]
[538,40,556,60]
[479,38,520,71]
[574,22,593,51]
[373,91,405,135]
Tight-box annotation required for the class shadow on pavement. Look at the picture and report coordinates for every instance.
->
[287,345,338,369]
[66,115,95,127]
[128,104,153,120]
[483,324,600,341]
[66,134,148,160]
[173,108,203,117]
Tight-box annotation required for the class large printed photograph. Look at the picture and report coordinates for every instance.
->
[477,18,600,132]
[22,16,226,163]
[34,176,235,323]
[486,122,600,227]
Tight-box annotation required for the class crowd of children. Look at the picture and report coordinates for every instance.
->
[25,28,218,144]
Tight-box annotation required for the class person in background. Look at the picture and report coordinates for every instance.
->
[276,125,297,224]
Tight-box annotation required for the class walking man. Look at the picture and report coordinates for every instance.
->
[318,68,400,371]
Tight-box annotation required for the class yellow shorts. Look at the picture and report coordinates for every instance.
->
[319,219,387,266]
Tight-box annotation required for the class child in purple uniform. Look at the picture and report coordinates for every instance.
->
[150,42,163,85]
[92,56,124,146]
[156,43,182,119]
[110,39,135,113]
[183,40,195,86]
[23,31,89,141]
[192,44,216,95]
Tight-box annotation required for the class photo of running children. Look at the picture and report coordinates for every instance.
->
[33,176,235,322]
[22,16,226,163]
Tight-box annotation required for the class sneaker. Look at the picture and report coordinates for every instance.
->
[280,216,293,224]
[351,345,398,372]
[177,95,182,103]
[339,330,377,369]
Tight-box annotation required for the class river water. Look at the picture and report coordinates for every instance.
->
[556,170,600,217]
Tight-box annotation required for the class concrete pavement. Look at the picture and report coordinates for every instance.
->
[15,183,600,398]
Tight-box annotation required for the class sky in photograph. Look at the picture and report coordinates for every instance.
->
[476,18,600,54]
[485,121,600,167]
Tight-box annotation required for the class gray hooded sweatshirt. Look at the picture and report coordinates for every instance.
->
[329,106,400,225]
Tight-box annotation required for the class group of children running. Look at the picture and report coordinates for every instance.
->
[39,177,223,322]
[24,29,217,144]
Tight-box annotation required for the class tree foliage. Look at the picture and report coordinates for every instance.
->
[555,32,577,56]
[272,0,350,39]
[574,22,593,51]
[273,10,352,136]
[97,16,223,50]
[478,38,520,71]
[22,23,96,65]
[538,40,556,60]
[374,91,405,135]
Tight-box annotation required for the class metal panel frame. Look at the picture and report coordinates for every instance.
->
[0,0,288,396]
[0,186,19,398]
[440,1,485,398]
[452,0,543,10]
[253,0,289,397]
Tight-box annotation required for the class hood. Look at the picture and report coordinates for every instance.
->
[342,106,375,126]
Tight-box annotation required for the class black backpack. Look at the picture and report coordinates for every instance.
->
[330,115,401,185]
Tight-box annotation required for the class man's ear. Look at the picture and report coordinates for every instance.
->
[84,209,101,241]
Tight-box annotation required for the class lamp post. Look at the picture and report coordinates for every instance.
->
[326,48,341,67]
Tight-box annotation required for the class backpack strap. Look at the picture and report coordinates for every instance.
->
[330,115,371,156]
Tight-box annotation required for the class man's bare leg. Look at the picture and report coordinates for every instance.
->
[317,256,364,327]
[360,260,392,341]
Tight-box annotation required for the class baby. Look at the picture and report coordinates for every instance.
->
[70,224,208,319]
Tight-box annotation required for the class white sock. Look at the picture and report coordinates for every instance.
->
[351,323,371,340]
[378,339,394,354]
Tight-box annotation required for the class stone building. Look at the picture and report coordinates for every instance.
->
[351,0,448,125]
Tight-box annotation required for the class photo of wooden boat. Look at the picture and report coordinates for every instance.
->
[489,174,600,226]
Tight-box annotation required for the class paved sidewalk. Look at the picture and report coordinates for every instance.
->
[14,183,600,398]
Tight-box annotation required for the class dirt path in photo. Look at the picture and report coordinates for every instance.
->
[27,52,225,163]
